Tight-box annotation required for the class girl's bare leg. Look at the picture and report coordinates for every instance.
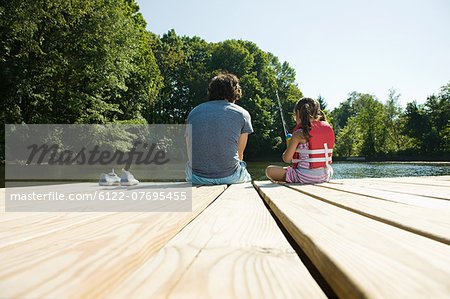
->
[265,165,287,182]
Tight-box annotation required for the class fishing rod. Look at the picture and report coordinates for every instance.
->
[275,90,292,144]
[276,90,288,137]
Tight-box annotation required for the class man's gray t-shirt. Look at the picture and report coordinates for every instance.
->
[186,100,253,178]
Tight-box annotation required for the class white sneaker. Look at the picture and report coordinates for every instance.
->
[99,169,120,186]
[120,168,139,186]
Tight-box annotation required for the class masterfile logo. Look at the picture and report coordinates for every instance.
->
[4,124,192,212]
[25,141,170,168]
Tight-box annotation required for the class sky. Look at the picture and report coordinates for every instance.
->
[136,0,450,110]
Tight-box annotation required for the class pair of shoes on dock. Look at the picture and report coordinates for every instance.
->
[99,169,139,186]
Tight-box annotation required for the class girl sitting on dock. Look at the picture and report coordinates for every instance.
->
[266,97,335,183]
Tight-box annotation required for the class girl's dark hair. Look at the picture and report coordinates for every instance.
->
[207,73,242,102]
[294,97,326,138]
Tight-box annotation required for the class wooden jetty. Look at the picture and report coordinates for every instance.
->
[0,176,449,298]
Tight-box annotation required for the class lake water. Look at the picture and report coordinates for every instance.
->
[1,162,449,187]
[247,161,450,181]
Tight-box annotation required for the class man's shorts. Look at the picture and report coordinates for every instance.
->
[186,161,252,185]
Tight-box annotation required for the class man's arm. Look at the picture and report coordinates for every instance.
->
[237,133,248,161]
[185,136,191,161]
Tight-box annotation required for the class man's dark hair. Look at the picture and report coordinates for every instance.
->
[207,73,242,102]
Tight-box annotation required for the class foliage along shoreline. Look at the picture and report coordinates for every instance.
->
[1,0,449,162]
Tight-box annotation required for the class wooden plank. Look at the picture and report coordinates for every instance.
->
[0,182,199,244]
[107,183,326,299]
[254,181,450,298]
[429,175,450,181]
[331,175,450,185]
[0,182,122,213]
[288,184,450,245]
[0,184,226,298]
[0,183,188,245]
[3,182,192,211]
[368,176,450,187]
[329,178,450,200]
[318,182,450,210]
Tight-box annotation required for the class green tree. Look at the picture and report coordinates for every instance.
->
[330,96,357,133]
[425,83,450,152]
[382,88,415,153]
[149,29,186,123]
[173,35,213,122]
[118,1,162,123]
[317,94,327,110]
[210,40,254,78]
[384,89,402,150]
[333,93,386,157]
[402,82,450,153]
[357,94,385,156]
[402,101,430,151]
[334,116,361,157]
[0,0,149,124]
[270,58,302,154]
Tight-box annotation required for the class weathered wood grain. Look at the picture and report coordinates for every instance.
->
[254,181,450,299]
[108,183,326,299]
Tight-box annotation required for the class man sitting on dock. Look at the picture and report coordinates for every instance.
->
[185,73,253,185]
